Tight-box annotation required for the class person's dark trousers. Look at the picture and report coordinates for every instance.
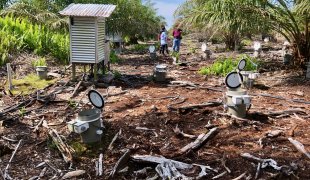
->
[164,44,169,54]
[160,44,168,55]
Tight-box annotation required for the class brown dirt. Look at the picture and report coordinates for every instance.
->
[0,39,309,179]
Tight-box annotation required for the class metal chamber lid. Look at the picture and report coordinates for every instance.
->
[225,72,243,89]
[156,64,167,69]
[88,90,105,109]
[237,59,246,71]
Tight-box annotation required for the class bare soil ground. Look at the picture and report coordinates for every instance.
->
[0,38,309,179]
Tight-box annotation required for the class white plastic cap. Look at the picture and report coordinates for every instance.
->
[243,95,251,104]
[201,43,208,52]
[248,73,259,79]
[232,96,243,105]
[253,41,261,51]
[149,45,155,53]
[96,130,103,135]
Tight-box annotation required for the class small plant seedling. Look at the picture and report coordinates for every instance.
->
[19,106,26,117]
[190,47,196,54]
[68,100,77,108]
[47,137,58,150]
[70,141,87,156]
[171,51,180,63]
[113,70,121,79]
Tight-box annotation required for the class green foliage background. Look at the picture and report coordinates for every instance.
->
[0,16,69,65]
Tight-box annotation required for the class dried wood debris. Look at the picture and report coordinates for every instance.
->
[132,155,217,179]
[3,139,22,180]
[288,138,310,160]
[173,124,196,139]
[61,170,85,179]
[43,121,73,165]
[109,149,131,178]
[179,127,218,154]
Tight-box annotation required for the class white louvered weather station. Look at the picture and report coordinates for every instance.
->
[60,4,116,81]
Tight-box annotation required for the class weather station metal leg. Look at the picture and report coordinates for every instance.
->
[83,65,86,74]
[94,63,98,82]
[72,63,76,81]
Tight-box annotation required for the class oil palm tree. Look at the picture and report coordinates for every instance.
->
[176,0,309,65]
[256,0,310,66]
[0,1,68,30]
[175,0,267,50]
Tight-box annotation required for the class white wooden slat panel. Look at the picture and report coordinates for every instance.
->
[70,17,97,63]
[72,45,95,49]
[97,18,105,62]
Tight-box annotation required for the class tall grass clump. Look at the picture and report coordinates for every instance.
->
[199,55,259,76]
[0,16,69,65]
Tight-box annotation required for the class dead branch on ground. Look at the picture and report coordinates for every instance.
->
[132,155,217,172]
[212,171,227,179]
[266,109,306,116]
[109,149,131,178]
[3,139,22,180]
[231,172,247,180]
[61,170,85,179]
[169,101,222,111]
[108,129,122,151]
[173,124,196,139]
[288,138,310,160]
[70,80,83,98]
[43,121,73,165]
[241,153,282,170]
[179,127,218,154]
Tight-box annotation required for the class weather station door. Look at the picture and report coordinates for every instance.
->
[70,17,96,64]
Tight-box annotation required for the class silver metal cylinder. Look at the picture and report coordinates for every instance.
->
[78,109,103,143]
[225,89,248,118]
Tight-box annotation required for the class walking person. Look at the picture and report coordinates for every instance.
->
[172,28,182,52]
[160,27,169,56]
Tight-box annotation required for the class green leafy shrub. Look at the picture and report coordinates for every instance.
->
[199,55,259,76]
[110,51,121,64]
[130,44,148,52]
[113,70,122,79]
[241,39,253,46]
[31,57,47,67]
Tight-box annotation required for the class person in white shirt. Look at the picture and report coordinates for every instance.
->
[160,27,169,55]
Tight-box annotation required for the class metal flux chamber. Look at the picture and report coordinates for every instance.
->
[224,59,252,118]
[149,45,157,60]
[154,64,167,82]
[67,90,105,143]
